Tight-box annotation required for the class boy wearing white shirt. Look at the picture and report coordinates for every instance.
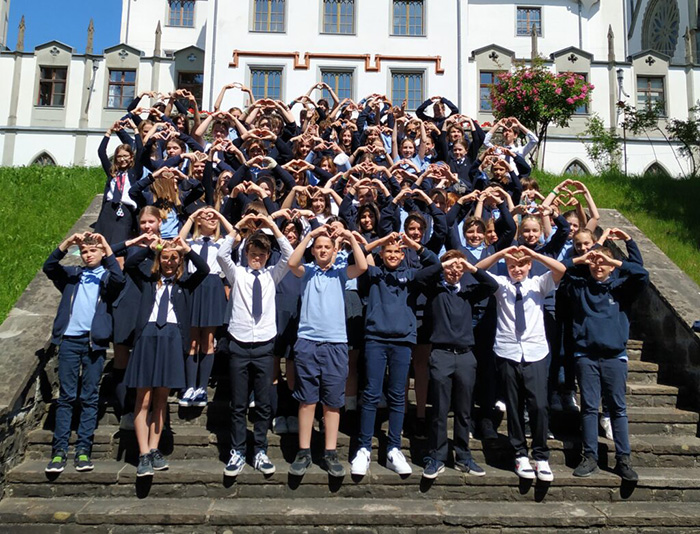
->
[217,214,293,477]
[476,246,565,482]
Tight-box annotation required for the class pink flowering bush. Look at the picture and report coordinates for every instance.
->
[490,58,595,165]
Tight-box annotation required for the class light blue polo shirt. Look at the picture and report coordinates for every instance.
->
[297,262,349,343]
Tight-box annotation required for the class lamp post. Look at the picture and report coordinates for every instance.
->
[617,68,629,176]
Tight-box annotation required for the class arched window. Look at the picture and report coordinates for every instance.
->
[641,0,680,57]
[564,160,589,177]
[30,152,56,166]
[645,162,669,176]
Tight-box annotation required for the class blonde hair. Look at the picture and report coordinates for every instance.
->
[151,174,182,220]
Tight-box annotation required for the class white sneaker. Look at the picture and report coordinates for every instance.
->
[495,400,507,413]
[272,416,288,435]
[515,456,536,479]
[286,416,299,434]
[253,451,276,475]
[224,450,246,477]
[535,460,554,482]
[600,416,614,441]
[179,387,195,407]
[386,447,412,475]
[119,412,135,431]
[350,447,371,476]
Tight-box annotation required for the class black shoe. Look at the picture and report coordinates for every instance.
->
[614,454,638,482]
[414,418,428,440]
[73,450,94,472]
[573,455,599,477]
[480,419,499,440]
[45,451,67,473]
[289,450,312,476]
[322,450,346,477]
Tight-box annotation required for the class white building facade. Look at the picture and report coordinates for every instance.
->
[0,0,699,176]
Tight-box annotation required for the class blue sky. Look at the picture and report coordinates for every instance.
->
[7,0,122,53]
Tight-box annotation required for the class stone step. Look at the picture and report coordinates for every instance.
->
[92,402,699,440]
[1,497,700,532]
[7,460,700,503]
[24,425,700,468]
[627,359,659,384]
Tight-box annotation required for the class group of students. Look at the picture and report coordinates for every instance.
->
[43,81,649,484]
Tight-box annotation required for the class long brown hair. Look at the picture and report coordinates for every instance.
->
[151,240,185,285]
[109,144,135,177]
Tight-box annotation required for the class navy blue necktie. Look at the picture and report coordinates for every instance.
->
[514,282,526,333]
[252,270,262,321]
[200,237,210,264]
[156,280,171,328]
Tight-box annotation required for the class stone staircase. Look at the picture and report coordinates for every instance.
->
[1,338,700,533]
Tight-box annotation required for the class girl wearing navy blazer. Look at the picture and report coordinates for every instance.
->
[124,237,209,476]
[96,122,144,249]
[177,207,235,408]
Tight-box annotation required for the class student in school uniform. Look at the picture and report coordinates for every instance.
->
[286,224,368,478]
[563,246,649,481]
[177,207,234,407]
[96,122,144,248]
[109,206,162,431]
[216,213,293,477]
[44,232,125,473]
[124,237,209,477]
[476,246,565,482]
[350,231,439,477]
[420,250,498,478]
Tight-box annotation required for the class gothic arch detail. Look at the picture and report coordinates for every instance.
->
[641,0,680,58]
[30,151,57,166]
[645,162,669,175]
[563,159,589,176]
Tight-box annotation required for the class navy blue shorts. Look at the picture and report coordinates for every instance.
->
[292,338,348,408]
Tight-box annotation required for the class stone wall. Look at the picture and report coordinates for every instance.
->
[599,209,700,413]
[0,196,101,486]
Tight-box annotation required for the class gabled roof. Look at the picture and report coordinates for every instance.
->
[550,46,594,62]
[34,40,74,54]
[471,44,515,60]
[628,49,671,63]
[103,43,144,57]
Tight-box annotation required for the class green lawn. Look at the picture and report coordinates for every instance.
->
[0,166,104,323]
[534,170,700,286]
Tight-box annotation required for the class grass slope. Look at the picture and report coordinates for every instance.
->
[0,166,104,323]
[534,170,700,286]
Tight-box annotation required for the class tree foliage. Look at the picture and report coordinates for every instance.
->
[489,57,595,166]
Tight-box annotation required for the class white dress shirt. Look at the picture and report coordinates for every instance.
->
[486,271,557,363]
[187,236,223,275]
[217,234,293,343]
[148,278,178,325]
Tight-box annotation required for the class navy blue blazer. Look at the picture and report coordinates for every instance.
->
[126,249,209,350]
[43,249,126,350]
